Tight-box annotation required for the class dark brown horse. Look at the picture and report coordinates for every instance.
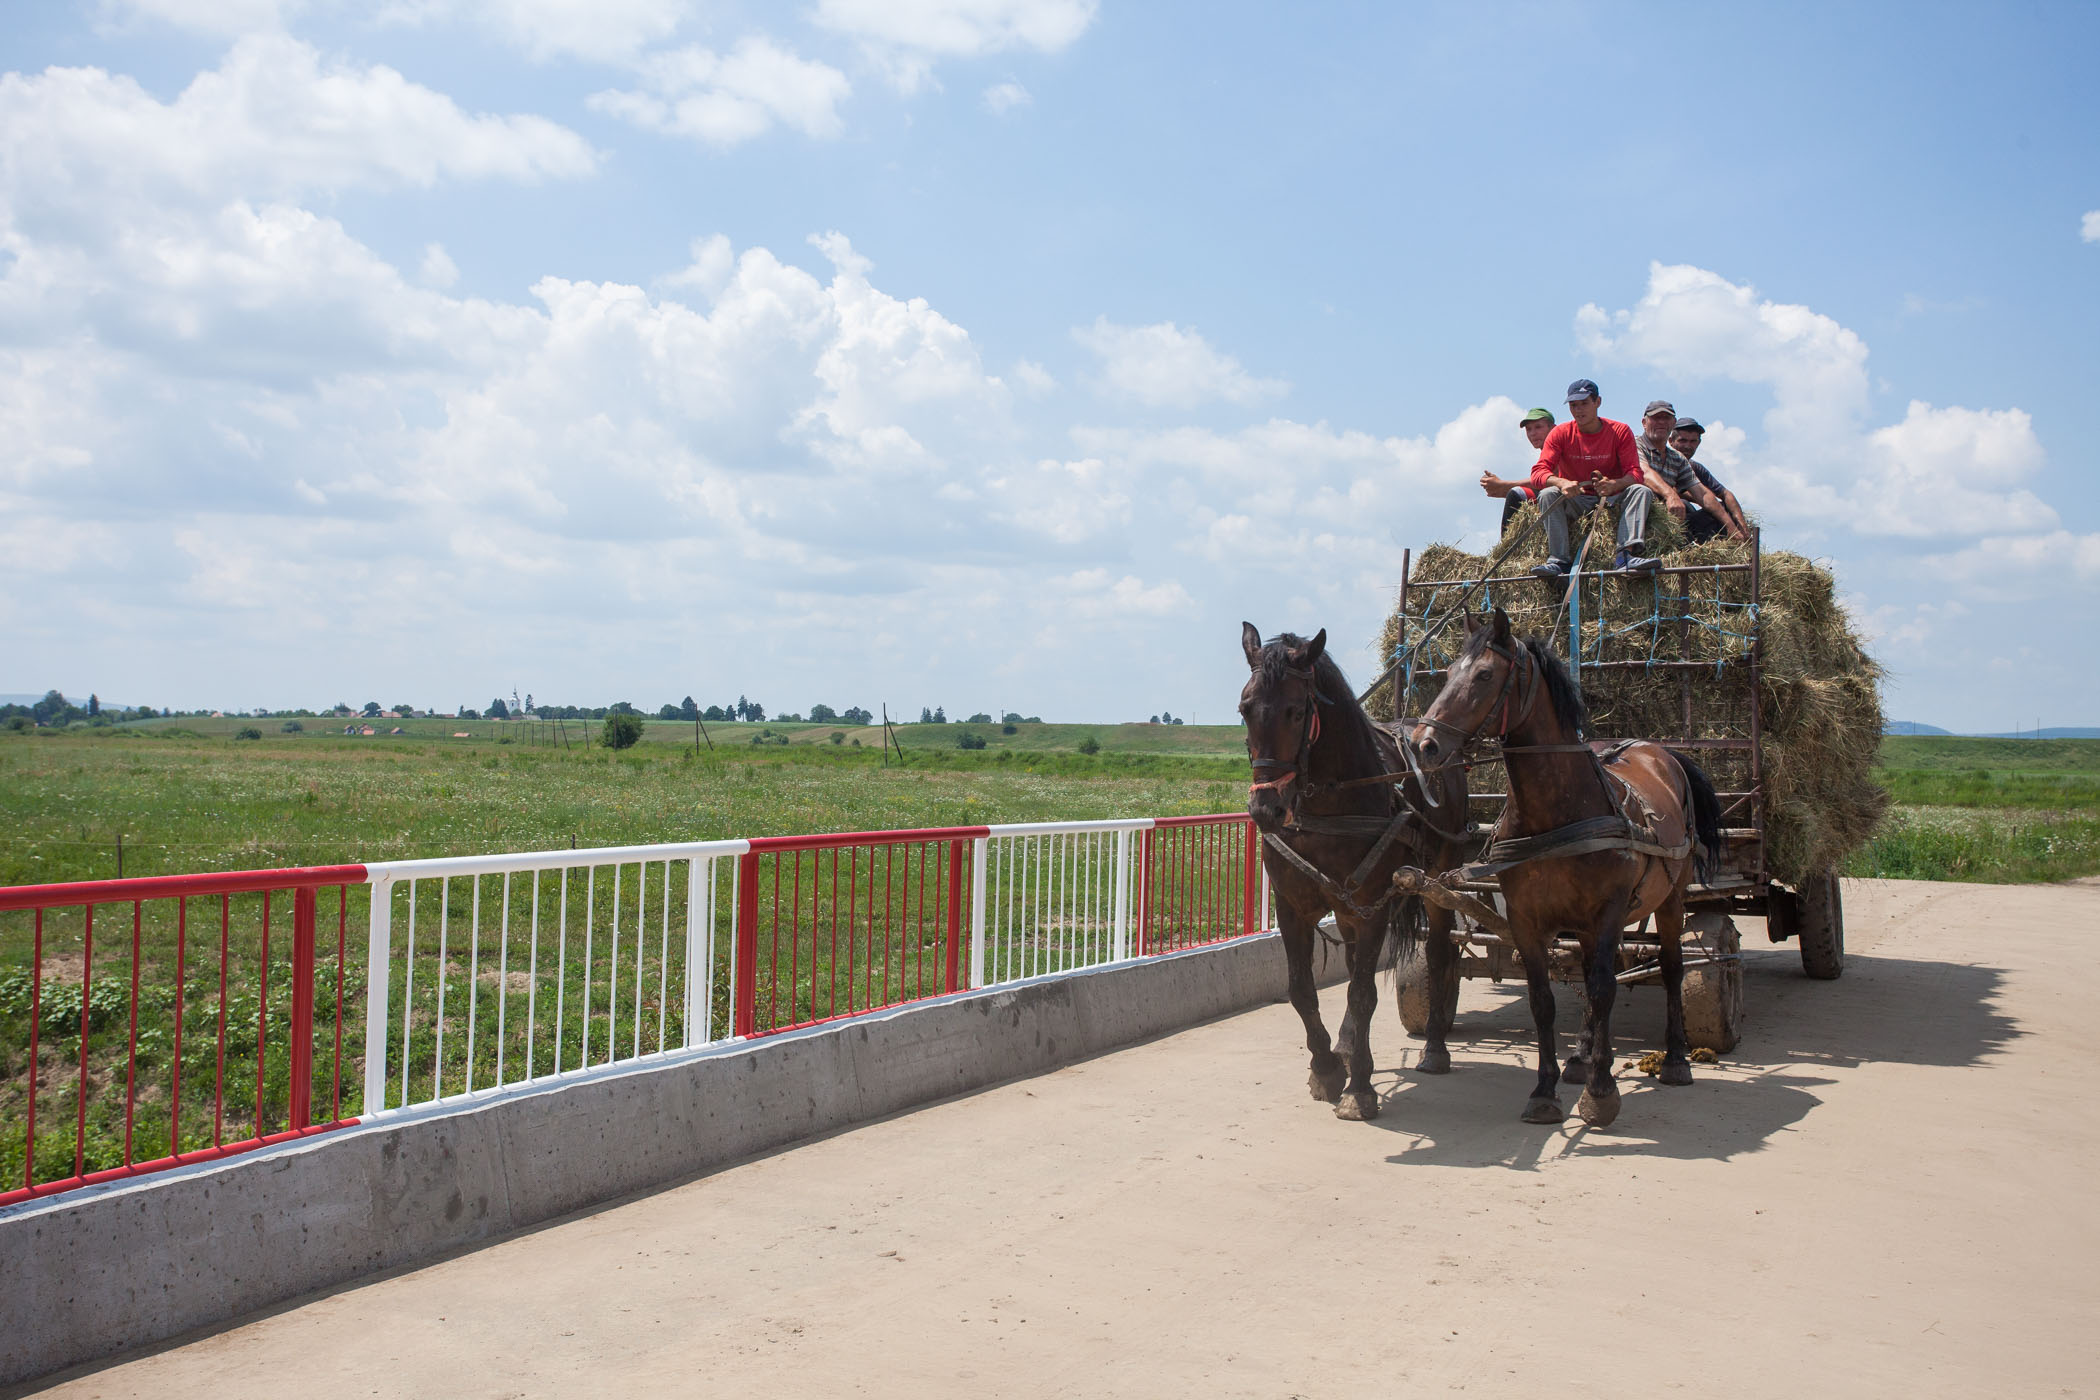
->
[1239,623,1469,1121]
[1407,608,1720,1127]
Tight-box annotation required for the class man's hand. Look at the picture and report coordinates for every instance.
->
[1592,475,1625,498]
[1664,492,1687,521]
[1479,471,1511,499]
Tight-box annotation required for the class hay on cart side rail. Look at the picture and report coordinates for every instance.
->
[1371,502,1887,888]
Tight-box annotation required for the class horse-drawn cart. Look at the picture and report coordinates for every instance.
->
[1377,530,1864,1054]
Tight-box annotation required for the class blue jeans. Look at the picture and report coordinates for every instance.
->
[1536,483,1653,565]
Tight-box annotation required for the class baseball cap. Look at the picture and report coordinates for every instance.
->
[1520,407,1556,425]
[1673,417,1705,434]
[1565,378,1600,403]
[1643,399,1677,419]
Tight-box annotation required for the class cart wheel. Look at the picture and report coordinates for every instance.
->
[1797,870,1844,980]
[1764,885,1798,944]
[1682,916,1743,1053]
[1395,935,1458,1038]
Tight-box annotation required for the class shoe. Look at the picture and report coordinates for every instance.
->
[1530,560,1568,583]
[1620,552,1662,575]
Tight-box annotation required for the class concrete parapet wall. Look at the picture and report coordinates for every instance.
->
[0,933,1290,1386]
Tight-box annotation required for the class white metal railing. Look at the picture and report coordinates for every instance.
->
[362,840,745,1115]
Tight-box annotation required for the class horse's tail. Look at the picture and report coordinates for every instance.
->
[1670,750,1723,881]
[1381,893,1424,987]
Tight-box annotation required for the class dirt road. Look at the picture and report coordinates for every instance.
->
[24,879,2096,1399]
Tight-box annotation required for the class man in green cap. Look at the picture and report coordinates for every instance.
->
[1479,407,1555,536]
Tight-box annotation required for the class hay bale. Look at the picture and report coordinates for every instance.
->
[1378,525,1887,888]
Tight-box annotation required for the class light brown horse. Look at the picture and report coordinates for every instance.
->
[1406,609,1720,1127]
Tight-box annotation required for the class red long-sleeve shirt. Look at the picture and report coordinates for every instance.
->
[1529,418,1639,490]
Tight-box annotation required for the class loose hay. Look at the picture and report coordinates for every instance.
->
[1375,507,1887,887]
[1630,1047,1720,1076]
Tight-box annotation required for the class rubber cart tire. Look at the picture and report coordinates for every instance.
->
[1797,870,1845,980]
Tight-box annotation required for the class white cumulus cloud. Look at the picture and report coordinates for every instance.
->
[374,0,691,65]
[1074,317,1288,410]
[815,0,1096,90]
[2084,209,2100,243]
[1575,262,2061,544]
[590,37,851,146]
[0,36,596,213]
[982,81,1031,114]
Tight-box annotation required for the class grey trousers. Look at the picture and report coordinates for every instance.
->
[1536,483,1654,565]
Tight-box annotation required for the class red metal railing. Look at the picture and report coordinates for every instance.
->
[732,828,987,1038]
[0,866,367,1206]
[1140,815,1264,955]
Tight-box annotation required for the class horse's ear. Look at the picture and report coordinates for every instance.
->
[1241,621,1263,669]
[1462,610,1480,634]
[1302,629,1327,666]
[1492,607,1512,644]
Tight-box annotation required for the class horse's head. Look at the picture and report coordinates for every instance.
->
[1408,607,1528,770]
[1239,621,1327,833]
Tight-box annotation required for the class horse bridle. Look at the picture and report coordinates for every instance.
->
[1410,637,1542,777]
[1247,663,1325,815]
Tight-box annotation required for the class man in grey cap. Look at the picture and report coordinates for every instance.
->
[1527,379,1658,580]
[1479,407,1555,535]
[1635,400,1743,544]
[1668,417,1751,543]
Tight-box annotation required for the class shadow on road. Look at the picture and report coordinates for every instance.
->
[1353,947,2018,1168]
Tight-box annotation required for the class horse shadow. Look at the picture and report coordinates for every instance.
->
[1354,945,2019,1168]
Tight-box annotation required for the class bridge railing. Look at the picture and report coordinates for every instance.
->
[1,815,1272,1204]
[0,867,367,1207]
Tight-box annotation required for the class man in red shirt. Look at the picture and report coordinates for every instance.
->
[1527,378,1659,581]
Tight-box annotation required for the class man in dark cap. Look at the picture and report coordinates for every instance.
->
[1635,400,1744,544]
[1479,406,1555,535]
[1527,379,1657,580]
[1668,417,1751,542]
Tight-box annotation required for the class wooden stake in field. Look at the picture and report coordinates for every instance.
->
[881,705,907,766]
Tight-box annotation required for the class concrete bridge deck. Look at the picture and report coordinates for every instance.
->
[19,878,2095,1399]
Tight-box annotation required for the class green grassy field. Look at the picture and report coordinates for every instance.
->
[1841,736,2100,883]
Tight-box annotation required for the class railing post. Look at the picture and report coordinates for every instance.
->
[944,839,966,994]
[1136,827,1155,958]
[1110,826,1134,962]
[289,887,317,1130]
[733,850,760,1037]
[684,857,705,1046]
[1241,819,1260,936]
[362,876,392,1115]
[968,836,989,989]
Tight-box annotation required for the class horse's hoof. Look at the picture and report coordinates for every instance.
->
[1576,1085,1621,1127]
[1335,1091,1379,1122]
[1562,1056,1589,1083]
[1521,1096,1564,1124]
[1308,1065,1346,1103]
[1657,1058,1694,1087]
[1415,1046,1452,1076]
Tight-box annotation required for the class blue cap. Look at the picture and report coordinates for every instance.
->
[1566,378,1600,403]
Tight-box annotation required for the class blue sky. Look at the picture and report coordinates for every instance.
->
[2,0,2095,729]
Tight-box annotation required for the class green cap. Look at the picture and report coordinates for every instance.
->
[1520,407,1556,425]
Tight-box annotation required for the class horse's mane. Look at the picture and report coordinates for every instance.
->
[1524,637,1591,738]
[1455,623,1591,738]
